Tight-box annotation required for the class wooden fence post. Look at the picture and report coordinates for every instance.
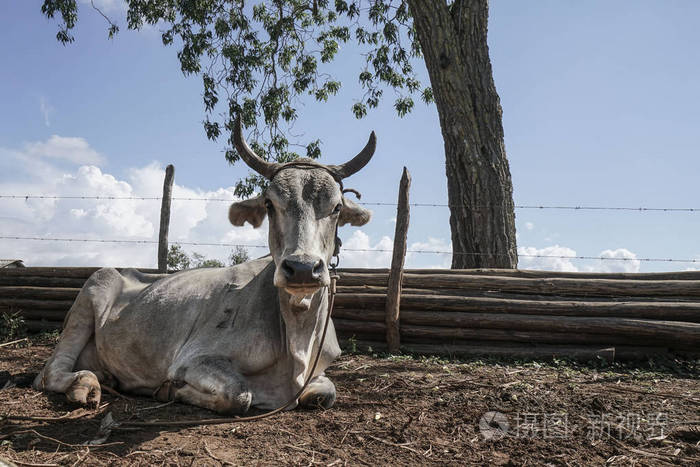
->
[157,164,175,272]
[385,167,411,352]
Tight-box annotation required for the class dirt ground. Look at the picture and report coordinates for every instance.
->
[1,335,699,466]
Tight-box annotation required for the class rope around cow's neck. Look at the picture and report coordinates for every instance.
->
[117,268,340,427]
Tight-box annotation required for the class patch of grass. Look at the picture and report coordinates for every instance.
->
[1,311,26,341]
[344,336,358,354]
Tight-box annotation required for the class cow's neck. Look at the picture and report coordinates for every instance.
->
[277,287,329,390]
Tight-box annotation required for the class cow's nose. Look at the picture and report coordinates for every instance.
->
[281,255,325,284]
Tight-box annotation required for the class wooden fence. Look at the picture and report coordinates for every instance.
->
[332,268,700,360]
[1,266,700,361]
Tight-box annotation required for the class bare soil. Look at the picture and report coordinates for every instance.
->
[1,335,699,466]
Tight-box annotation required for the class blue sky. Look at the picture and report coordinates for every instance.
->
[1,0,699,271]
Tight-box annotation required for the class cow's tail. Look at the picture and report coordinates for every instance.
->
[33,268,120,405]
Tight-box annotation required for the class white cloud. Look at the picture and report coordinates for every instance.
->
[335,234,453,269]
[339,230,394,268]
[24,135,104,165]
[684,255,700,270]
[406,237,452,269]
[0,136,452,270]
[518,245,579,272]
[0,137,263,267]
[588,248,641,273]
[518,245,643,273]
[39,97,53,127]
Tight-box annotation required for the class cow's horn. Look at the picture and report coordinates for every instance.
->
[330,131,377,179]
[233,116,280,179]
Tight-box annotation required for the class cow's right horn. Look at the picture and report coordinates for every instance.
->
[233,116,280,179]
[329,131,377,179]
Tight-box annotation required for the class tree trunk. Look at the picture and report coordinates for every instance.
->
[408,0,517,268]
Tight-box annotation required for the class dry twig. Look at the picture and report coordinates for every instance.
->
[7,460,60,467]
[0,337,28,348]
[366,434,423,456]
[282,443,317,455]
[605,385,700,404]
[100,385,132,401]
[1,407,103,423]
[204,440,234,466]
[133,400,174,412]
[12,429,123,449]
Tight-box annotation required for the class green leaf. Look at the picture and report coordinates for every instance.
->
[394,97,414,117]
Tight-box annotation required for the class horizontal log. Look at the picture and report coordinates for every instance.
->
[336,338,673,362]
[338,268,700,280]
[333,322,632,346]
[333,318,650,346]
[335,286,700,303]
[334,294,700,321]
[332,313,700,347]
[337,273,700,298]
[0,267,162,278]
[0,267,100,278]
[24,319,62,332]
[0,287,80,300]
[0,276,87,288]
[14,309,67,321]
[0,299,74,310]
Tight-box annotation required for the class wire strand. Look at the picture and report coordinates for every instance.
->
[1,195,697,212]
[1,236,697,263]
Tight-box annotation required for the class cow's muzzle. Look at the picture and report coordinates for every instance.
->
[276,254,328,294]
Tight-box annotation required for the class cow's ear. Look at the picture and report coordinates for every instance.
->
[229,196,267,228]
[339,197,372,226]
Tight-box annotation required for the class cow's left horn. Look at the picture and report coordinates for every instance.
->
[233,116,280,179]
[329,131,376,179]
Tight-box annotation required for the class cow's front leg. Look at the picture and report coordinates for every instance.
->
[299,375,336,409]
[160,356,252,414]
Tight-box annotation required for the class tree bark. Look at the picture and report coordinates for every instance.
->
[408,0,517,268]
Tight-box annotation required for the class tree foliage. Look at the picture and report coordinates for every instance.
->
[167,243,247,270]
[42,0,433,196]
[228,245,250,265]
[167,244,192,270]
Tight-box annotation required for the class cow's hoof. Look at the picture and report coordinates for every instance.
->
[299,376,336,409]
[32,369,45,390]
[66,370,101,407]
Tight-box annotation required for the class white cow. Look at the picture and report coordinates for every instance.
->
[33,119,375,413]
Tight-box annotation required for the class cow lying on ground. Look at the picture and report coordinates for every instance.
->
[33,120,375,414]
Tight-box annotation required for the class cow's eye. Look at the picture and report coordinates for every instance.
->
[264,199,274,212]
[332,203,342,214]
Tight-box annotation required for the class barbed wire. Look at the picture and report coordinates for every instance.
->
[1,236,697,263]
[0,195,698,212]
